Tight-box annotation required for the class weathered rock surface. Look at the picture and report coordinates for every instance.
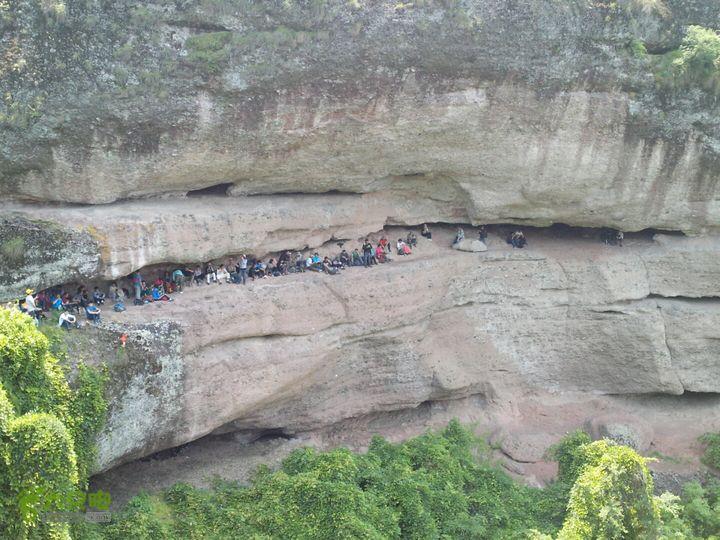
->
[453,239,487,252]
[62,228,720,472]
[2,2,720,233]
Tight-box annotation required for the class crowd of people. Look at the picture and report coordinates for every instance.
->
[9,229,437,328]
[9,224,626,329]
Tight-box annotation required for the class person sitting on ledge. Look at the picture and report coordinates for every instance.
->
[306,253,321,272]
[421,223,432,240]
[397,238,412,255]
[453,227,465,246]
[205,262,218,284]
[509,231,527,249]
[379,235,390,253]
[339,249,351,267]
[141,281,153,303]
[85,302,101,322]
[62,292,80,313]
[216,264,230,283]
[92,286,106,305]
[51,292,64,311]
[406,232,418,248]
[351,248,363,266]
[151,285,172,302]
[322,257,338,275]
[375,244,386,263]
[291,252,304,273]
[58,311,78,330]
[193,266,204,286]
[478,226,488,242]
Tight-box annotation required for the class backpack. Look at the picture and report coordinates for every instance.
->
[114,302,126,312]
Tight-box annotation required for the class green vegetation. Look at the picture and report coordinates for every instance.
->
[0,308,107,538]
[653,25,720,96]
[66,424,720,540]
[700,432,720,471]
[0,237,25,265]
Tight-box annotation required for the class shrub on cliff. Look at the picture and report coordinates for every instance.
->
[671,25,720,95]
[700,432,720,471]
[0,307,107,538]
[558,440,659,539]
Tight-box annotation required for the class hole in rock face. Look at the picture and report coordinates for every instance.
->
[186,182,234,197]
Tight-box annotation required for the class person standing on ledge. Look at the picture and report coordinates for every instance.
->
[454,227,465,246]
[421,223,432,240]
[131,271,142,302]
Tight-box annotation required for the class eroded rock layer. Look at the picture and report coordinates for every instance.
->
[60,227,719,472]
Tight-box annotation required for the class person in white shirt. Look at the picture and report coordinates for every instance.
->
[58,311,77,330]
[216,264,230,283]
[24,289,37,313]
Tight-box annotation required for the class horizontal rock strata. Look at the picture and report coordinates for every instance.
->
[75,228,720,471]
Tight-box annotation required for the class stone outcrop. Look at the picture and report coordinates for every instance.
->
[57,228,719,472]
[2,0,720,487]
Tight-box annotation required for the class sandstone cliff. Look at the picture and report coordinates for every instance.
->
[1,0,720,484]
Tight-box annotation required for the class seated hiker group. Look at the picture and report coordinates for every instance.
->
[12,229,435,324]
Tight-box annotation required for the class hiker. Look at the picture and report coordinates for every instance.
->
[141,281,153,303]
[478,226,488,242]
[58,311,77,330]
[375,244,387,263]
[23,289,40,323]
[237,255,248,284]
[92,286,106,305]
[397,238,412,255]
[421,224,432,240]
[62,292,80,313]
[151,285,172,302]
[193,266,203,286]
[322,257,338,275]
[51,293,63,311]
[362,239,374,267]
[205,262,217,284]
[216,264,230,283]
[379,236,390,253]
[339,249,351,267]
[351,248,362,266]
[406,232,417,248]
[172,269,185,291]
[85,302,101,322]
[616,231,624,247]
[454,227,465,245]
[510,231,527,249]
[131,271,143,301]
[290,252,305,273]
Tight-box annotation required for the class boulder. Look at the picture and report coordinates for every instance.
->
[453,239,488,253]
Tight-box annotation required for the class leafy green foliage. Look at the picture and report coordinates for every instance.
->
[0,237,24,265]
[666,25,720,95]
[700,432,720,471]
[87,420,565,539]
[549,429,591,487]
[559,440,659,539]
[0,308,107,537]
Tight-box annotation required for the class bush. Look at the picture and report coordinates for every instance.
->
[0,308,107,537]
[700,432,720,471]
[559,440,659,539]
[548,429,592,487]
[671,25,720,94]
[0,237,24,264]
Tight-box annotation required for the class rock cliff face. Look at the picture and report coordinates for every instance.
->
[1,0,720,482]
[53,226,718,474]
